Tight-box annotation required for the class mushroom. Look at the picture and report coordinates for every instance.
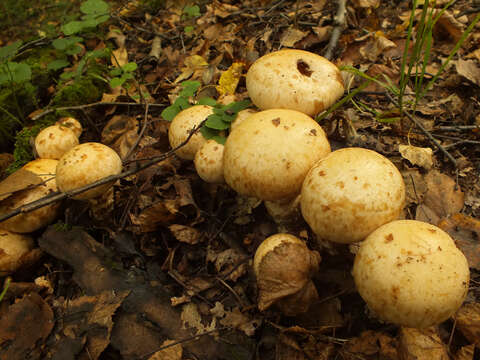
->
[230,109,257,132]
[223,109,331,202]
[34,125,79,159]
[56,117,83,138]
[253,233,321,315]
[300,147,405,244]
[0,159,60,233]
[56,142,122,200]
[194,139,225,184]
[168,105,213,160]
[246,49,344,116]
[0,230,35,274]
[352,220,470,328]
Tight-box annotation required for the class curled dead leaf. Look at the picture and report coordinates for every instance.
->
[399,144,433,170]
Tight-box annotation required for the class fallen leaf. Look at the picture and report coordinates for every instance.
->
[344,330,397,358]
[455,303,480,345]
[0,169,43,201]
[149,339,183,360]
[112,47,128,67]
[456,59,480,86]
[398,327,449,360]
[280,26,309,47]
[216,62,244,96]
[352,0,380,7]
[106,26,126,48]
[423,170,464,219]
[174,55,209,83]
[220,307,261,336]
[454,344,475,360]
[101,115,139,160]
[399,144,433,170]
[169,224,202,244]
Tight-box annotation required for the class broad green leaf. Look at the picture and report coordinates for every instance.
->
[183,5,200,18]
[223,100,251,113]
[161,105,181,121]
[213,107,225,116]
[197,97,217,106]
[81,0,109,14]
[110,68,122,76]
[184,26,194,34]
[60,71,75,80]
[200,125,220,140]
[0,62,31,84]
[47,59,70,71]
[122,62,138,72]
[62,21,84,35]
[206,114,230,130]
[110,77,125,88]
[66,44,83,56]
[221,113,236,123]
[178,80,201,97]
[0,41,21,62]
[211,135,226,145]
[175,97,190,110]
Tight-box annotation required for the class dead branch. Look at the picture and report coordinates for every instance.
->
[324,0,347,60]
[0,120,206,225]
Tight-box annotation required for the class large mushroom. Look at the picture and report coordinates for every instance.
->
[0,159,60,233]
[300,147,405,244]
[55,142,122,200]
[35,124,79,159]
[0,230,35,275]
[223,109,331,202]
[246,49,344,116]
[353,220,470,328]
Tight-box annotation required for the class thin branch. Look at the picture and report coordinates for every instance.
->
[324,0,347,60]
[0,120,206,225]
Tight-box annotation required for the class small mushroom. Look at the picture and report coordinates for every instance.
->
[0,159,60,233]
[194,140,225,184]
[300,147,405,244]
[353,220,470,328]
[223,109,331,202]
[168,105,213,160]
[34,125,79,159]
[0,230,35,274]
[254,233,321,315]
[56,142,122,200]
[246,49,344,116]
[56,117,83,138]
[230,109,257,131]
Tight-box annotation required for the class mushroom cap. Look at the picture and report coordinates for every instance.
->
[35,125,79,160]
[0,230,34,274]
[56,142,122,200]
[194,140,225,184]
[168,105,213,160]
[56,117,83,138]
[0,159,59,233]
[231,109,257,132]
[352,220,470,328]
[246,49,344,116]
[223,109,331,201]
[300,147,405,243]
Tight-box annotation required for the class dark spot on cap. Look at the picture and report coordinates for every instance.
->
[385,233,394,243]
[272,118,281,127]
[318,170,326,176]
[297,59,313,77]
[309,129,317,136]
[428,229,436,233]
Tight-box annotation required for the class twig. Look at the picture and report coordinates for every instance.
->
[31,101,166,121]
[384,92,457,168]
[437,125,480,131]
[0,120,206,225]
[324,0,347,60]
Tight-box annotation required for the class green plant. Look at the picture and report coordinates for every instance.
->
[161,80,250,144]
[109,62,138,88]
[181,4,201,34]
[61,0,110,36]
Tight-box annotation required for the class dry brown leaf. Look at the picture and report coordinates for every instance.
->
[213,248,247,281]
[101,115,139,160]
[399,144,433,170]
[344,330,397,358]
[423,170,464,219]
[456,59,480,86]
[415,203,441,225]
[352,0,380,7]
[220,307,261,336]
[174,55,209,83]
[0,169,43,201]
[169,224,202,244]
[454,344,475,360]
[438,213,480,269]
[111,47,128,67]
[398,327,449,360]
[402,169,428,205]
[280,26,309,47]
[360,34,396,62]
[130,201,177,233]
[455,303,480,345]
[434,11,464,43]
[149,340,182,360]
[106,26,126,48]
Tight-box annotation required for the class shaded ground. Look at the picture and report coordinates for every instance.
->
[0,0,480,359]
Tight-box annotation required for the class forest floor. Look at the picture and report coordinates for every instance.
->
[0,0,480,359]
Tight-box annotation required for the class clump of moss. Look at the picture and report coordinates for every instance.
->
[52,75,106,107]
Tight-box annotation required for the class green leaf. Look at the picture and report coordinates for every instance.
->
[206,114,230,130]
[175,97,190,110]
[221,113,236,123]
[223,100,251,113]
[62,21,85,35]
[161,105,181,121]
[47,59,70,71]
[200,125,220,140]
[122,62,138,72]
[183,5,200,18]
[211,135,226,145]
[110,68,122,76]
[197,97,217,106]
[81,0,109,14]
[184,26,194,34]
[60,71,75,80]
[66,44,83,56]
[178,80,201,97]
[110,77,125,88]
[0,41,22,63]
[0,62,31,84]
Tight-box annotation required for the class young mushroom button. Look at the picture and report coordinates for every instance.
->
[246,49,344,116]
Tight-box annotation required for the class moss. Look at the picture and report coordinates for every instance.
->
[52,75,106,107]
